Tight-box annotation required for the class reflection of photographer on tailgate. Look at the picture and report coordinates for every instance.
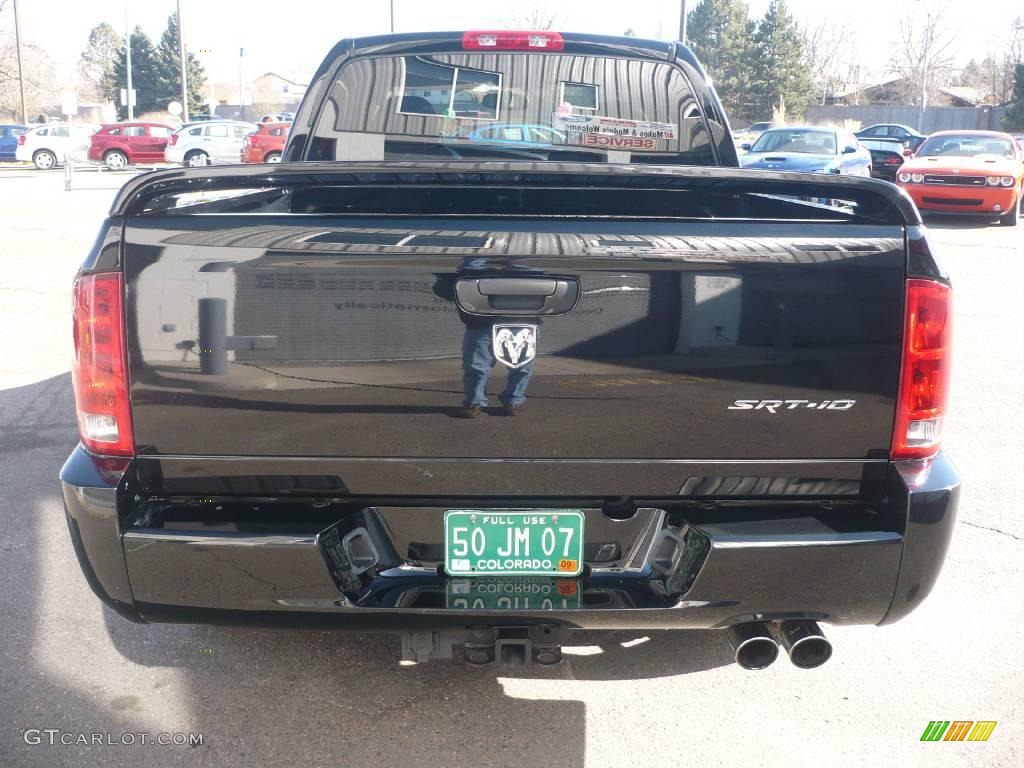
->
[433,257,541,418]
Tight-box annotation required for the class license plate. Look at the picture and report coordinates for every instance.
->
[446,577,581,610]
[444,509,585,577]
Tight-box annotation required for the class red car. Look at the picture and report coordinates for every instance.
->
[896,130,1024,226]
[241,121,290,163]
[88,122,175,169]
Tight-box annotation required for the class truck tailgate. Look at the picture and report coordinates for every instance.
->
[113,164,912,496]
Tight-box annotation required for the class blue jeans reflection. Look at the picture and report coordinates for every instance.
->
[462,326,533,407]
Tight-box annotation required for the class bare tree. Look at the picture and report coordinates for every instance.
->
[0,0,60,120]
[888,3,956,109]
[801,18,855,104]
[1008,16,1024,67]
[502,4,562,30]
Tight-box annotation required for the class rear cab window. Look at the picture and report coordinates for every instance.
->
[308,49,714,166]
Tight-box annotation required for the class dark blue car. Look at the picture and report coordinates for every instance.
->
[0,124,28,161]
[739,126,872,176]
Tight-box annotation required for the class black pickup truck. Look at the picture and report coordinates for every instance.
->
[61,31,958,670]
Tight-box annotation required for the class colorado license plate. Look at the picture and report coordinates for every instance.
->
[444,510,585,577]
[446,577,581,610]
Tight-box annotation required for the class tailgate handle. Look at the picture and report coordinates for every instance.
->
[455,277,579,316]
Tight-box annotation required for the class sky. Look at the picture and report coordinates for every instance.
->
[4,0,1023,90]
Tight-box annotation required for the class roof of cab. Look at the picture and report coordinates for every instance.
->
[309,30,707,83]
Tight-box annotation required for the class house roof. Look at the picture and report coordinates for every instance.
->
[255,72,308,87]
[937,86,992,106]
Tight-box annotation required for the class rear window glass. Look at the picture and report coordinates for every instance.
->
[106,127,121,135]
[124,126,146,137]
[309,52,712,166]
[188,126,203,136]
[206,125,229,138]
[561,82,597,110]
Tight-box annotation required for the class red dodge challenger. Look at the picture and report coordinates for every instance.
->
[896,130,1024,226]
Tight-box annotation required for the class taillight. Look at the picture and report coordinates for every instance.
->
[462,30,564,51]
[170,134,179,146]
[892,279,951,460]
[18,134,26,146]
[71,273,134,456]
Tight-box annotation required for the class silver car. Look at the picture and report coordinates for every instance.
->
[165,121,257,166]
[16,123,98,169]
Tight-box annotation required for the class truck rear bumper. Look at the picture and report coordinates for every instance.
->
[60,447,959,631]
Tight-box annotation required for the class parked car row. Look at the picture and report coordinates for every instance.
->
[733,122,1023,226]
[5,110,1019,226]
[3,119,292,169]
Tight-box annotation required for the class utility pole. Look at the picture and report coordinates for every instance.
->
[13,0,28,124]
[679,0,688,45]
[177,0,189,122]
[918,25,929,133]
[125,1,134,120]
[389,0,395,33]
[239,48,245,121]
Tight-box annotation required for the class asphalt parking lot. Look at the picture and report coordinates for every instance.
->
[0,165,1021,768]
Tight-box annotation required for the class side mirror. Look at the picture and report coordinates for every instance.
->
[740,143,752,151]
[842,145,857,154]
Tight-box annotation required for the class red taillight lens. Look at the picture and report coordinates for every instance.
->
[892,279,952,460]
[884,156,903,165]
[170,134,179,146]
[18,134,26,146]
[462,30,564,51]
[72,273,134,456]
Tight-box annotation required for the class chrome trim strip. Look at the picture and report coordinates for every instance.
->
[135,455,888,464]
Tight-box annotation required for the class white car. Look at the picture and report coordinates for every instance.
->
[16,123,98,169]
[164,121,257,166]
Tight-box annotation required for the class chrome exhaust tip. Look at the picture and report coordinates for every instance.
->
[771,620,833,669]
[726,622,780,670]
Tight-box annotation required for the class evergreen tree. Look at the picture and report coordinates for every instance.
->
[78,23,123,103]
[751,0,813,120]
[956,59,985,90]
[154,12,207,116]
[111,27,161,118]
[686,0,757,122]
[1003,64,1024,131]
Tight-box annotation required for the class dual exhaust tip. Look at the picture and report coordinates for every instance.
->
[726,620,832,670]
